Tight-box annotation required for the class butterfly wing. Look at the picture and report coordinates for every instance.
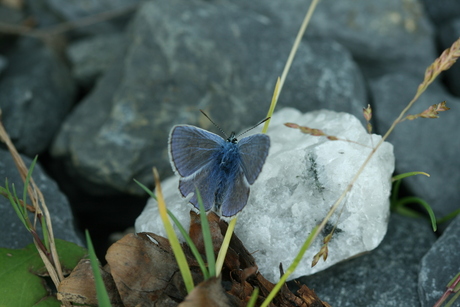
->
[169,125,224,178]
[237,134,270,184]
[219,168,250,217]
[178,163,220,211]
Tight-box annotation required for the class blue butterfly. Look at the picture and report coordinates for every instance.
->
[169,111,270,218]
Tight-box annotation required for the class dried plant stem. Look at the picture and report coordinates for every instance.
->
[0,111,70,305]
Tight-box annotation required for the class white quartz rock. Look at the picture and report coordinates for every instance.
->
[135,108,395,282]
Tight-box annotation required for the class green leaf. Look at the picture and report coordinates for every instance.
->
[0,240,86,306]
[0,244,50,307]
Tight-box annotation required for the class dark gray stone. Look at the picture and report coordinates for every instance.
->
[421,0,460,25]
[46,0,140,21]
[370,73,460,220]
[51,0,366,196]
[0,38,76,156]
[24,0,63,28]
[0,55,7,76]
[235,0,437,79]
[419,215,460,307]
[295,214,436,307]
[67,33,125,89]
[0,4,24,27]
[438,18,460,97]
[0,148,83,249]
[309,0,436,78]
[25,0,138,35]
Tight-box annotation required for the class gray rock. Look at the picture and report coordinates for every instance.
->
[419,215,460,307]
[421,0,460,25]
[296,214,436,307]
[24,0,63,28]
[0,55,7,76]
[0,38,76,156]
[370,73,460,220]
[67,33,125,89]
[235,0,437,78]
[0,149,83,249]
[51,0,366,196]
[46,0,140,21]
[438,18,460,97]
[0,4,24,27]
[25,0,139,36]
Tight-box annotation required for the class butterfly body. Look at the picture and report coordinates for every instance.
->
[169,124,270,218]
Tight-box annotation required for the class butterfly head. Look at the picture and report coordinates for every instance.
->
[227,132,238,144]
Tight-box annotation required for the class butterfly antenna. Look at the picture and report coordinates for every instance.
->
[237,117,271,138]
[200,109,229,138]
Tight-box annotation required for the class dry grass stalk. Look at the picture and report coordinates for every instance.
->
[0,109,70,306]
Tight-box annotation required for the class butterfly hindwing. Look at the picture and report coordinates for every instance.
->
[237,134,270,184]
[169,125,224,178]
[178,164,219,211]
[219,167,250,217]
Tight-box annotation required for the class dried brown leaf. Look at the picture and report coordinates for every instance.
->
[57,259,123,306]
[105,233,193,306]
[178,276,231,307]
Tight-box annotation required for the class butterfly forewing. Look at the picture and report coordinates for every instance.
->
[169,125,224,177]
[237,134,270,184]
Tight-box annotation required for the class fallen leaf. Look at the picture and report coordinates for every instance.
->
[57,258,123,306]
[178,276,231,307]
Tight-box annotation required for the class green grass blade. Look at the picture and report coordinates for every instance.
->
[447,272,460,289]
[135,178,211,279]
[445,290,460,307]
[11,183,27,219]
[5,180,28,229]
[394,204,424,218]
[437,208,460,224]
[246,287,259,307]
[167,209,210,279]
[216,217,236,277]
[135,177,194,292]
[153,169,195,293]
[133,178,157,200]
[397,196,437,231]
[391,171,430,182]
[390,179,402,210]
[195,188,216,277]
[85,230,112,307]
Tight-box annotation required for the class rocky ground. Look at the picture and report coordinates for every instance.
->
[0,0,459,306]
